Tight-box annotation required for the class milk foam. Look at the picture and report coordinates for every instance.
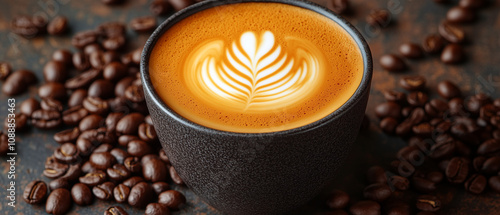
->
[185,31,323,112]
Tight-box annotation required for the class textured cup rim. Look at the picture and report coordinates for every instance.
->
[140,0,373,137]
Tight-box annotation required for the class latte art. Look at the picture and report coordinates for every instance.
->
[185,31,325,112]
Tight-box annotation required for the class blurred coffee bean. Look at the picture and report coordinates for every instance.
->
[389,175,409,191]
[72,30,99,49]
[439,22,465,43]
[117,113,145,135]
[54,143,80,163]
[363,183,392,202]
[441,44,465,64]
[380,54,406,71]
[437,81,461,99]
[423,34,445,54]
[375,102,401,119]
[41,98,63,112]
[158,190,186,210]
[110,148,128,164]
[63,106,89,126]
[142,158,168,182]
[93,181,115,200]
[407,92,428,107]
[459,0,485,9]
[82,96,109,115]
[104,206,129,215]
[90,151,117,170]
[43,60,67,83]
[52,49,73,66]
[481,156,500,175]
[71,183,93,206]
[23,180,48,204]
[45,188,71,215]
[366,9,390,27]
[380,117,398,134]
[130,16,157,32]
[114,184,130,203]
[327,0,349,15]
[349,200,381,215]
[72,52,90,71]
[489,176,500,193]
[167,0,194,11]
[68,89,88,107]
[47,16,68,35]
[446,157,469,184]
[38,82,67,101]
[446,6,475,23]
[416,195,441,212]
[49,178,70,191]
[2,70,37,96]
[107,164,131,182]
[138,123,158,142]
[79,114,104,131]
[426,171,444,184]
[123,176,145,188]
[477,139,500,157]
[145,203,171,215]
[88,79,115,99]
[150,0,172,16]
[367,166,388,184]
[464,174,486,194]
[152,182,171,196]
[128,182,154,208]
[20,98,41,117]
[400,76,426,91]
[31,109,62,129]
[125,85,145,103]
[0,62,12,81]
[412,177,437,193]
[169,166,184,185]
[11,15,45,37]
[79,170,107,187]
[399,43,423,59]
[124,157,143,173]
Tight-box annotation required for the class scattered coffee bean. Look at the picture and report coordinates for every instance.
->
[363,183,392,202]
[0,62,12,80]
[72,52,91,71]
[441,44,465,64]
[52,49,73,66]
[23,180,48,204]
[446,157,469,184]
[93,181,115,200]
[399,43,424,59]
[489,176,500,193]
[158,190,186,210]
[79,170,107,187]
[123,176,145,188]
[439,22,465,43]
[128,182,154,208]
[71,183,93,206]
[152,182,171,195]
[327,0,349,15]
[416,195,441,212]
[423,34,446,54]
[114,184,130,203]
[47,16,68,35]
[464,174,486,194]
[366,9,390,27]
[380,54,406,71]
[146,203,171,215]
[459,0,485,9]
[31,109,62,129]
[349,200,381,215]
[45,188,71,215]
[150,0,172,16]
[400,76,426,91]
[142,158,168,182]
[446,6,475,24]
[104,206,129,215]
[130,16,157,32]
[2,70,37,96]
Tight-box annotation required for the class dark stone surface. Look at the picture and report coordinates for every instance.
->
[0,0,499,214]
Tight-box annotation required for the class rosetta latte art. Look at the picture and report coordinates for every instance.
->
[185,31,324,112]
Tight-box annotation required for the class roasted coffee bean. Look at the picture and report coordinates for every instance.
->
[107,164,131,182]
[439,22,465,43]
[110,148,128,164]
[430,134,456,160]
[52,49,73,66]
[375,102,401,119]
[93,181,115,200]
[423,34,445,54]
[412,177,437,193]
[389,175,409,191]
[481,156,500,175]
[79,170,107,187]
[119,135,140,147]
[399,43,423,59]
[72,30,99,49]
[425,99,448,118]
[94,143,114,153]
[158,190,186,210]
[59,164,82,181]
[115,77,135,98]
[68,89,88,107]
[107,97,129,113]
[141,154,161,165]
[77,128,116,152]
[44,156,69,179]
[464,174,486,194]
[426,171,444,184]
[363,183,392,202]
[79,114,104,131]
[106,112,124,132]
[441,44,465,64]
[449,98,466,115]
[412,123,433,137]
[159,149,170,164]
[89,51,108,70]
[326,190,350,210]
[97,22,126,39]
[31,109,62,129]
[71,183,92,206]
[83,96,109,115]
[90,151,117,170]
[407,92,428,107]
[104,206,129,215]
[20,98,41,117]
[43,60,67,83]
[459,0,485,9]
[169,166,184,185]
[38,82,67,101]
[83,43,102,56]
[366,9,390,27]
[130,16,157,32]
[11,15,45,37]
[142,158,168,182]
[167,0,194,11]
[152,182,171,195]
[477,139,500,157]
[123,176,145,188]
[380,54,406,71]
[113,183,130,203]
[138,123,158,142]
[49,178,71,190]
[81,161,97,174]
[88,79,115,99]
[47,16,68,35]
[62,106,89,125]
[117,113,145,135]
[383,200,410,215]
[4,113,28,131]
[436,80,461,99]
[480,104,496,119]
[0,62,12,80]
[489,176,500,193]
[446,6,475,24]
[473,156,487,172]
[103,36,126,51]
[23,180,48,204]
[146,203,171,215]
[397,145,422,161]
[125,84,145,103]
[103,62,127,82]
[327,0,349,15]
[54,143,80,163]
[416,195,441,212]
[349,200,381,215]
[446,157,469,184]
[128,140,152,157]
[45,188,71,215]
[400,76,426,91]
[72,52,90,71]
[128,182,154,208]
[130,48,142,65]
[124,157,142,173]
[41,98,63,112]
[2,69,37,96]
[150,0,172,15]
[382,90,406,104]
[367,166,388,184]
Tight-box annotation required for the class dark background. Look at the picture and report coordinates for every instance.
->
[0,0,499,214]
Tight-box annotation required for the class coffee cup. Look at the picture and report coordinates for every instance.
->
[141,0,372,214]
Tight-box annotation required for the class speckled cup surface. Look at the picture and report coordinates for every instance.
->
[141,0,372,214]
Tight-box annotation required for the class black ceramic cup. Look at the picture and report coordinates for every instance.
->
[141,0,372,214]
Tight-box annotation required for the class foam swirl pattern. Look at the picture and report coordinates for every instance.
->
[185,31,324,112]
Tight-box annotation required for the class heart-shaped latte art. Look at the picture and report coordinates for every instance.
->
[185,31,323,112]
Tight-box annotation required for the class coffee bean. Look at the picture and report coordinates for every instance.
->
[103,36,126,51]
[436,80,461,99]
[60,164,82,181]
[31,109,62,129]
[349,200,381,215]
[464,174,486,194]
[49,178,71,191]
[145,203,171,215]
[72,52,90,71]
[54,143,80,163]
[412,123,433,137]
[83,43,102,56]
[2,69,37,96]
[130,16,157,32]
[118,136,139,148]
[424,99,448,118]
[375,102,401,119]
[115,77,135,98]
[40,98,63,112]
[326,190,351,209]
[52,49,73,66]
[407,92,428,107]
[389,175,409,191]
[412,177,437,193]
[481,156,500,175]
[150,0,172,16]
[128,140,152,157]
[43,60,67,83]
[159,149,170,165]
[489,176,500,193]
[400,76,426,91]
[446,157,469,184]
[142,158,168,183]
[44,156,69,179]
[128,182,154,208]
[327,0,349,15]
[62,106,89,125]
[20,98,41,117]
[79,114,104,132]
[439,22,465,43]
[72,30,99,49]
[398,43,423,59]
[106,112,124,132]
[47,16,68,35]
[71,183,93,206]
[113,183,130,203]
[477,139,500,157]
[459,0,485,9]
[83,96,109,115]
[380,54,406,71]
[141,154,161,165]
[426,171,444,184]
[123,176,145,188]
[107,164,131,182]
[38,82,67,101]
[88,79,115,99]
[366,9,390,27]
[152,182,171,195]
[167,0,194,11]
[11,15,44,37]
[367,166,388,184]
[90,151,117,170]
[423,34,446,54]
[93,181,115,200]
[68,89,88,107]
[4,113,28,131]
[81,161,97,174]
[138,123,158,142]
[124,157,143,173]
[430,134,456,160]
[89,51,107,70]
[169,165,184,185]
[0,62,12,80]
[446,6,475,23]
[117,113,145,135]
[103,62,127,82]
[23,180,48,204]
[125,84,145,103]
[45,188,71,215]
[104,206,129,215]
[158,190,186,210]
[110,148,128,164]
[363,183,392,202]
[94,143,114,153]
[416,195,441,212]
[442,43,466,64]
[79,170,107,187]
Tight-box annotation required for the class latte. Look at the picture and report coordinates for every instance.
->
[149,2,364,133]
